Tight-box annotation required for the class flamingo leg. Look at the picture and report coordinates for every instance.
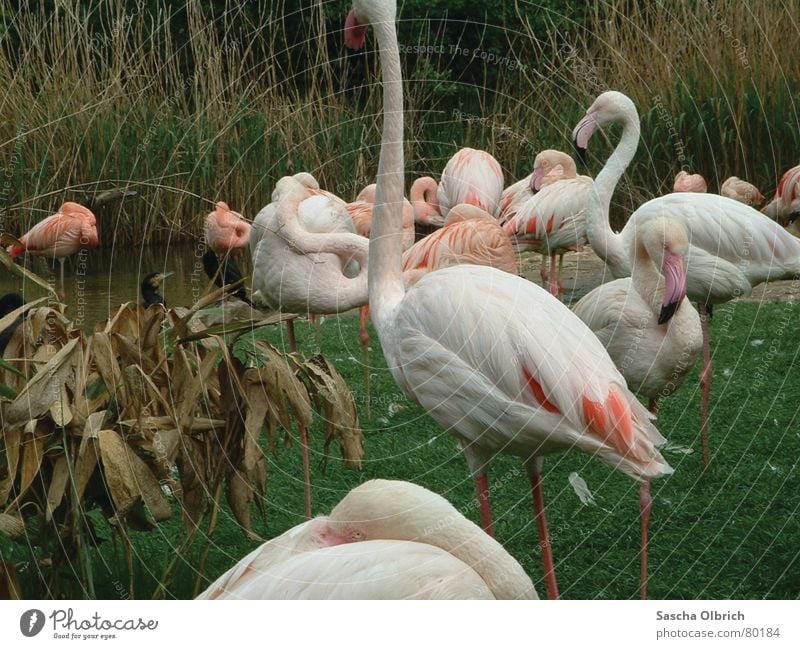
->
[359,306,371,419]
[699,303,712,470]
[640,480,652,600]
[557,253,565,298]
[473,473,494,537]
[286,318,312,519]
[539,254,549,285]
[309,313,322,353]
[548,254,560,298]
[527,460,559,599]
[58,257,66,302]
[640,397,659,600]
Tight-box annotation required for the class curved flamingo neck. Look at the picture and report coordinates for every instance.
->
[586,109,640,278]
[369,17,406,328]
[631,241,664,316]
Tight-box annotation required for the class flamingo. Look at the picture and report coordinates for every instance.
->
[8,201,99,299]
[720,177,764,206]
[346,0,672,600]
[500,150,593,298]
[673,171,707,193]
[572,217,702,598]
[346,183,416,250]
[140,272,172,308]
[763,164,800,226]
[496,150,569,222]
[572,90,800,469]
[197,479,536,600]
[251,175,370,517]
[410,176,444,230]
[437,148,504,218]
[204,201,251,259]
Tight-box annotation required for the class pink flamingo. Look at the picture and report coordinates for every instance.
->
[500,150,593,299]
[673,170,707,193]
[573,217,702,598]
[720,177,764,206]
[205,201,251,259]
[8,201,99,298]
[573,90,800,469]
[496,151,568,221]
[410,176,444,229]
[347,0,672,600]
[346,183,416,250]
[763,164,800,226]
[437,147,504,218]
[197,479,536,599]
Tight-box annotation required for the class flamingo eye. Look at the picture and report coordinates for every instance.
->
[350,530,364,541]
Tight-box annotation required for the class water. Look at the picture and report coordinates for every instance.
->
[1,244,232,330]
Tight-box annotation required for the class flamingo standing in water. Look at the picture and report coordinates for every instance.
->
[346,0,672,600]
[437,147,504,218]
[573,217,702,598]
[720,177,764,207]
[500,150,593,298]
[8,201,100,299]
[763,164,800,227]
[573,90,800,469]
[197,479,536,599]
[673,171,707,193]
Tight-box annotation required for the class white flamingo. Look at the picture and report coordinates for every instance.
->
[573,90,800,468]
[346,0,672,599]
[197,479,537,599]
[573,217,702,598]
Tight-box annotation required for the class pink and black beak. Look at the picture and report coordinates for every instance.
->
[659,251,687,324]
[572,112,599,165]
[344,9,367,51]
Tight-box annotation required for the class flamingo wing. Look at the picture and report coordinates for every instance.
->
[15,213,88,258]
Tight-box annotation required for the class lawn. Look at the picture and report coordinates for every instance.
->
[4,299,799,599]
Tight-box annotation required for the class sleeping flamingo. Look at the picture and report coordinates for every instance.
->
[437,147,504,218]
[720,177,764,206]
[573,217,702,598]
[573,90,800,469]
[8,201,99,299]
[346,0,672,600]
[197,479,536,599]
[500,150,593,298]
[346,183,416,250]
[763,164,800,226]
[673,171,707,193]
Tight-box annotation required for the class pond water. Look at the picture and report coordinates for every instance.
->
[1,243,233,330]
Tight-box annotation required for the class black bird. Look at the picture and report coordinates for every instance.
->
[140,272,172,308]
[202,250,252,305]
[0,292,24,355]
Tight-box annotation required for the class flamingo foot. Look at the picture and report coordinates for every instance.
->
[699,303,713,471]
[473,473,494,537]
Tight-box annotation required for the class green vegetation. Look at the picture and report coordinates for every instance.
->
[1,0,798,241]
[3,300,797,599]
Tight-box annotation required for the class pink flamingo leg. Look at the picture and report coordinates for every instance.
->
[286,318,313,519]
[527,461,559,599]
[640,397,659,600]
[699,303,712,470]
[548,254,560,298]
[473,473,494,537]
[359,305,371,419]
[640,480,652,600]
[539,254,549,284]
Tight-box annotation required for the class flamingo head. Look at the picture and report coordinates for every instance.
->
[346,0,397,50]
[530,150,576,191]
[572,91,637,162]
[639,218,689,325]
[673,171,707,193]
[327,479,456,545]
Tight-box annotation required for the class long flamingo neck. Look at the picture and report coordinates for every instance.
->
[586,111,640,278]
[632,242,663,316]
[369,17,406,328]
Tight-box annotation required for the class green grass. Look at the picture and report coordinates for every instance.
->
[3,300,799,599]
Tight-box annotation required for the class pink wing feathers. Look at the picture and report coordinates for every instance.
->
[10,202,98,259]
[438,148,504,218]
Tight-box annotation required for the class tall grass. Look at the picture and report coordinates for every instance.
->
[0,0,798,243]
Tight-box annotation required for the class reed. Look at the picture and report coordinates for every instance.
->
[0,0,797,243]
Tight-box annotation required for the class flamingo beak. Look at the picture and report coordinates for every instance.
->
[530,168,545,192]
[344,9,368,51]
[572,112,599,164]
[658,251,686,325]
